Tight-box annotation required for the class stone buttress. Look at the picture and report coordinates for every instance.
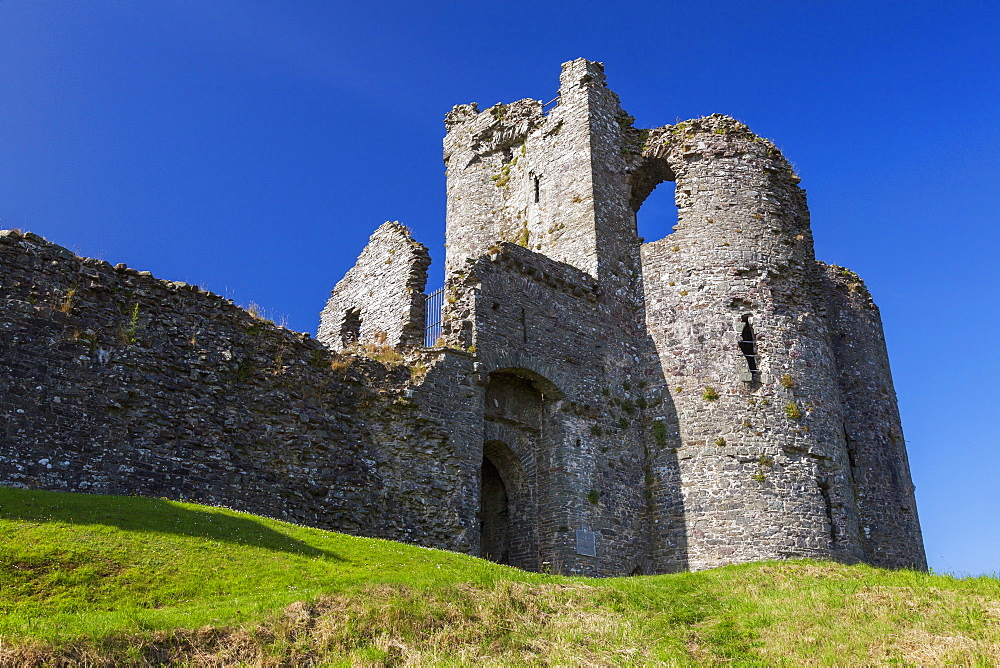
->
[819,264,926,568]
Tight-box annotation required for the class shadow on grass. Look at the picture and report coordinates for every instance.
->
[0,487,344,561]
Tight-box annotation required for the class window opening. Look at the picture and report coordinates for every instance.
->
[819,481,837,543]
[843,424,857,469]
[635,180,678,243]
[843,423,858,483]
[341,308,361,346]
[738,315,759,374]
[532,175,540,203]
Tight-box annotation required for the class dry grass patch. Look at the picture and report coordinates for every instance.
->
[1,582,656,667]
[889,628,981,665]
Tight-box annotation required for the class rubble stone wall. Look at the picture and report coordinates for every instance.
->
[0,230,469,550]
[636,116,868,569]
[443,59,636,286]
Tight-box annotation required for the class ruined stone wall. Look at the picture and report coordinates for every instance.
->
[439,60,686,576]
[637,116,866,570]
[318,221,430,351]
[819,263,926,569]
[443,98,543,275]
[0,230,470,550]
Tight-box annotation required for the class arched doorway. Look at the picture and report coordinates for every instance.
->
[480,456,510,564]
[480,368,564,571]
[480,438,530,569]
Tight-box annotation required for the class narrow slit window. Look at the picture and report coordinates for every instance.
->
[819,481,837,542]
[843,423,858,483]
[533,175,540,203]
[739,315,758,373]
[843,424,857,469]
[341,308,361,346]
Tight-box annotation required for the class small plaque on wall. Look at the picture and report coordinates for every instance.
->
[575,527,597,557]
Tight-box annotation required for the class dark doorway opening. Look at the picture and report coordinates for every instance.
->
[341,308,361,346]
[480,456,511,564]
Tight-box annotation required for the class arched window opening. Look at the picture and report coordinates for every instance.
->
[739,315,759,377]
[341,308,361,347]
[635,181,678,244]
[532,175,541,203]
[629,155,677,244]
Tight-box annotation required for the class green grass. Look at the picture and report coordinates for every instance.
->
[2,487,998,665]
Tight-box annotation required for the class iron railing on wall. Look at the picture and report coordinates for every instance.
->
[424,287,444,347]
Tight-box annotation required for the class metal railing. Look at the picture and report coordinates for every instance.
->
[424,287,444,347]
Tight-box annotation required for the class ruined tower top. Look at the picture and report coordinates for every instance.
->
[442,58,639,289]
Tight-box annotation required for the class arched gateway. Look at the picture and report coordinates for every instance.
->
[479,369,562,571]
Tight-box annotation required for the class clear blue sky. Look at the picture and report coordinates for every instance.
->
[1,1,997,576]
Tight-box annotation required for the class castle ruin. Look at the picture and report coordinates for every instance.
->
[0,60,925,574]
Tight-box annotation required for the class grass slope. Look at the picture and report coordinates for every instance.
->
[1,488,998,666]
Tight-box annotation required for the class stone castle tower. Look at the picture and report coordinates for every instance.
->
[318,59,925,573]
[0,59,924,575]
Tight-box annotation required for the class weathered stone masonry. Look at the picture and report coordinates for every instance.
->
[0,230,476,550]
[0,59,925,574]
[318,221,430,351]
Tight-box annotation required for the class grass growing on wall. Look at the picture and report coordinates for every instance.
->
[2,488,998,665]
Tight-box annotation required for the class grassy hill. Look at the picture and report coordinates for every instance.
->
[1,488,997,666]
